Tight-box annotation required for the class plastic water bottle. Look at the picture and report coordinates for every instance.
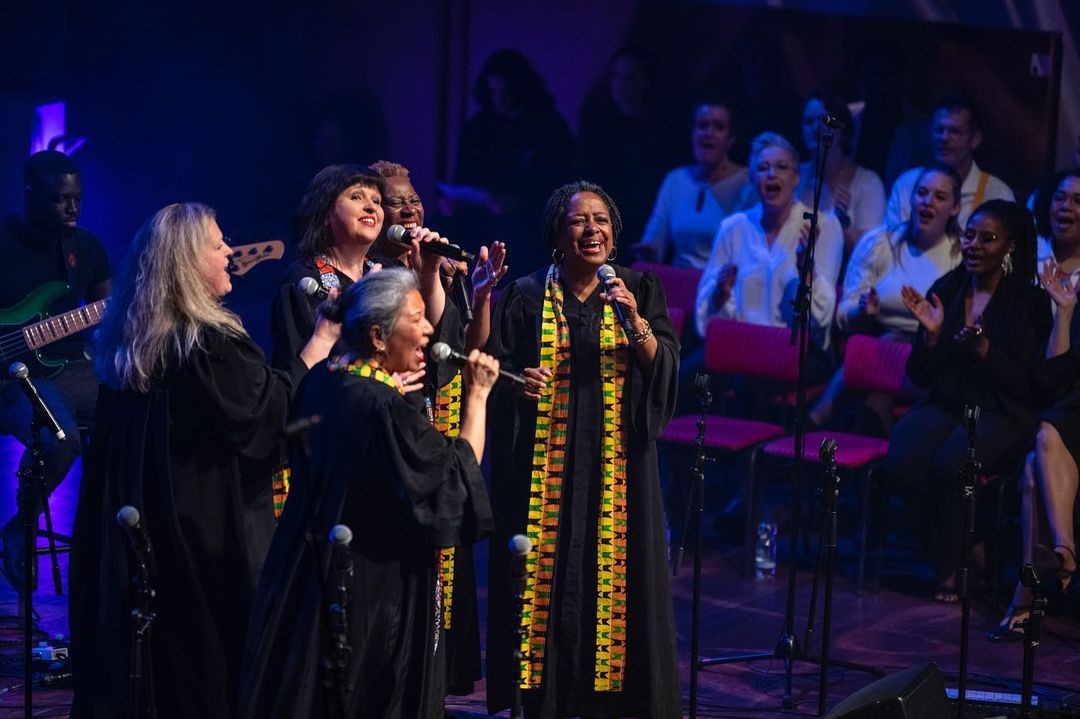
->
[755,521,778,578]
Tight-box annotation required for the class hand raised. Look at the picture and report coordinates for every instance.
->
[1040,259,1077,311]
[901,285,944,337]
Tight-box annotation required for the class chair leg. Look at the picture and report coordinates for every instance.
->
[38,491,63,596]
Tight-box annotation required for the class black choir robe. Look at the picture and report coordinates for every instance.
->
[270,253,483,696]
[237,364,493,719]
[484,265,682,719]
[70,329,296,718]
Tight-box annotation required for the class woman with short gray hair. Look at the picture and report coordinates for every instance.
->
[240,267,500,718]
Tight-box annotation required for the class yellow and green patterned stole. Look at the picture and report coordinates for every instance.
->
[519,264,629,691]
[433,371,464,628]
[328,355,402,392]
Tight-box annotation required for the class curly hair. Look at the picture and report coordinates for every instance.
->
[95,203,246,392]
[1032,167,1080,240]
[369,160,410,179]
[294,165,385,260]
[473,49,554,114]
[540,180,624,251]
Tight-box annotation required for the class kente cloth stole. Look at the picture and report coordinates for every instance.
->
[271,257,354,520]
[433,371,464,629]
[519,264,629,691]
[328,355,402,392]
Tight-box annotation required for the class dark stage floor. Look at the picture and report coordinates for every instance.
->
[0,440,1077,718]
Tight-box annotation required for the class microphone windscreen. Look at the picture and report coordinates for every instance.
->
[508,533,533,558]
[596,264,616,282]
[116,505,140,528]
[8,362,28,380]
[329,524,353,547]
[387,224,408,243]
[430,342,452,361]
[298,276,321,297]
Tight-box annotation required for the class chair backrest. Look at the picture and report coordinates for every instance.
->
[631,262,702,319]
[703,318,801,382]
[842,334,914,398]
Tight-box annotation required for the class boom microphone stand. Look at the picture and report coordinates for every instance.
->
[1018,562,1045,719]
[670,373,714,719]
[323,524,354,718]
[117,506,158,719]
[699,119,879,707]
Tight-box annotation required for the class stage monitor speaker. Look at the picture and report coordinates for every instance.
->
[824,661,950,719]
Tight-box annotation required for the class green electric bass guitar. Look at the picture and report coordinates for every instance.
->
[0,282,108,384]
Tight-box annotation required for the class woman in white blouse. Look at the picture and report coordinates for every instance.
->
[807,163,963,429]
[798,91,886,256]
[635,97,751,268]
[695,132,843,375]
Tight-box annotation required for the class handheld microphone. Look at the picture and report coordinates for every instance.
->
[596,264,634,333]
[822,114,845,131]
[8,362,65,441]
[451,274,474,324]
[116,505,156,578]
[387,224,476,263]
[298,276,328,299]
[430,342,526,386]
[508,534,532,596]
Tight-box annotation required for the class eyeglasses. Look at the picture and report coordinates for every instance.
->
[961,228,999,244]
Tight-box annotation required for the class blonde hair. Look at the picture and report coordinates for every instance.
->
[369,160,410,179]
[95,202,246,392]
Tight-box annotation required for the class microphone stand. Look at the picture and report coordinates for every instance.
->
[124,517,158,718]
[956,404,981,718]
[16,416,45,719]
[1018,562,1045,719]
[323,525,354,718]
[814,439,840,718]
[700,122,880,706]
[670,373,713,719]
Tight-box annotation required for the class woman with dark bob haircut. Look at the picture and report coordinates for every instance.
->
[884,199,1052,603]
[484,180,681,718]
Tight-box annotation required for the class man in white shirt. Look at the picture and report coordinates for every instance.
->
[885,97,1013,229]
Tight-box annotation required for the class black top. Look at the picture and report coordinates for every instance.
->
[238,366,492,719]
[906,267,1052,428]
[71,328,298,718]
[0,212,110,359]
[270,256,465,391]
[483,264,682,719]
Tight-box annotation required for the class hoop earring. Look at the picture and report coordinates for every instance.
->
[607,244,618,261]
[551,247,564,266]
[1002,252,1014,276]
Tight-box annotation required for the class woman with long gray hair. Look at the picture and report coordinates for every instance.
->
[70,202,340,718]
[240,267,498,718]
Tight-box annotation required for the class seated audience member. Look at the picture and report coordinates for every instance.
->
[695,132,843,361]
[809,164,963,431]
[883,200,1051,603]
[441,49,573,276]
[885,96,1014,230]
[990,169,1080,640]
[636,97,751,268]
[576,46,682,244]
[798,90,886,255]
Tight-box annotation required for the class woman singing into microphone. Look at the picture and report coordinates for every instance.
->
[240,268,498,718]
[485,181,681,718]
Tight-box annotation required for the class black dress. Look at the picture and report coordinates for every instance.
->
[70,329,296,718]
[484,265,682,719]
[237,363,493,719]
[1035,308,1080,462]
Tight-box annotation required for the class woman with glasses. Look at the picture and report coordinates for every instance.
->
[990,169,1080,639]
[634,97,751,268]
[884,200,1051,603]
[797,90,886,255]
[694,132,844,375]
